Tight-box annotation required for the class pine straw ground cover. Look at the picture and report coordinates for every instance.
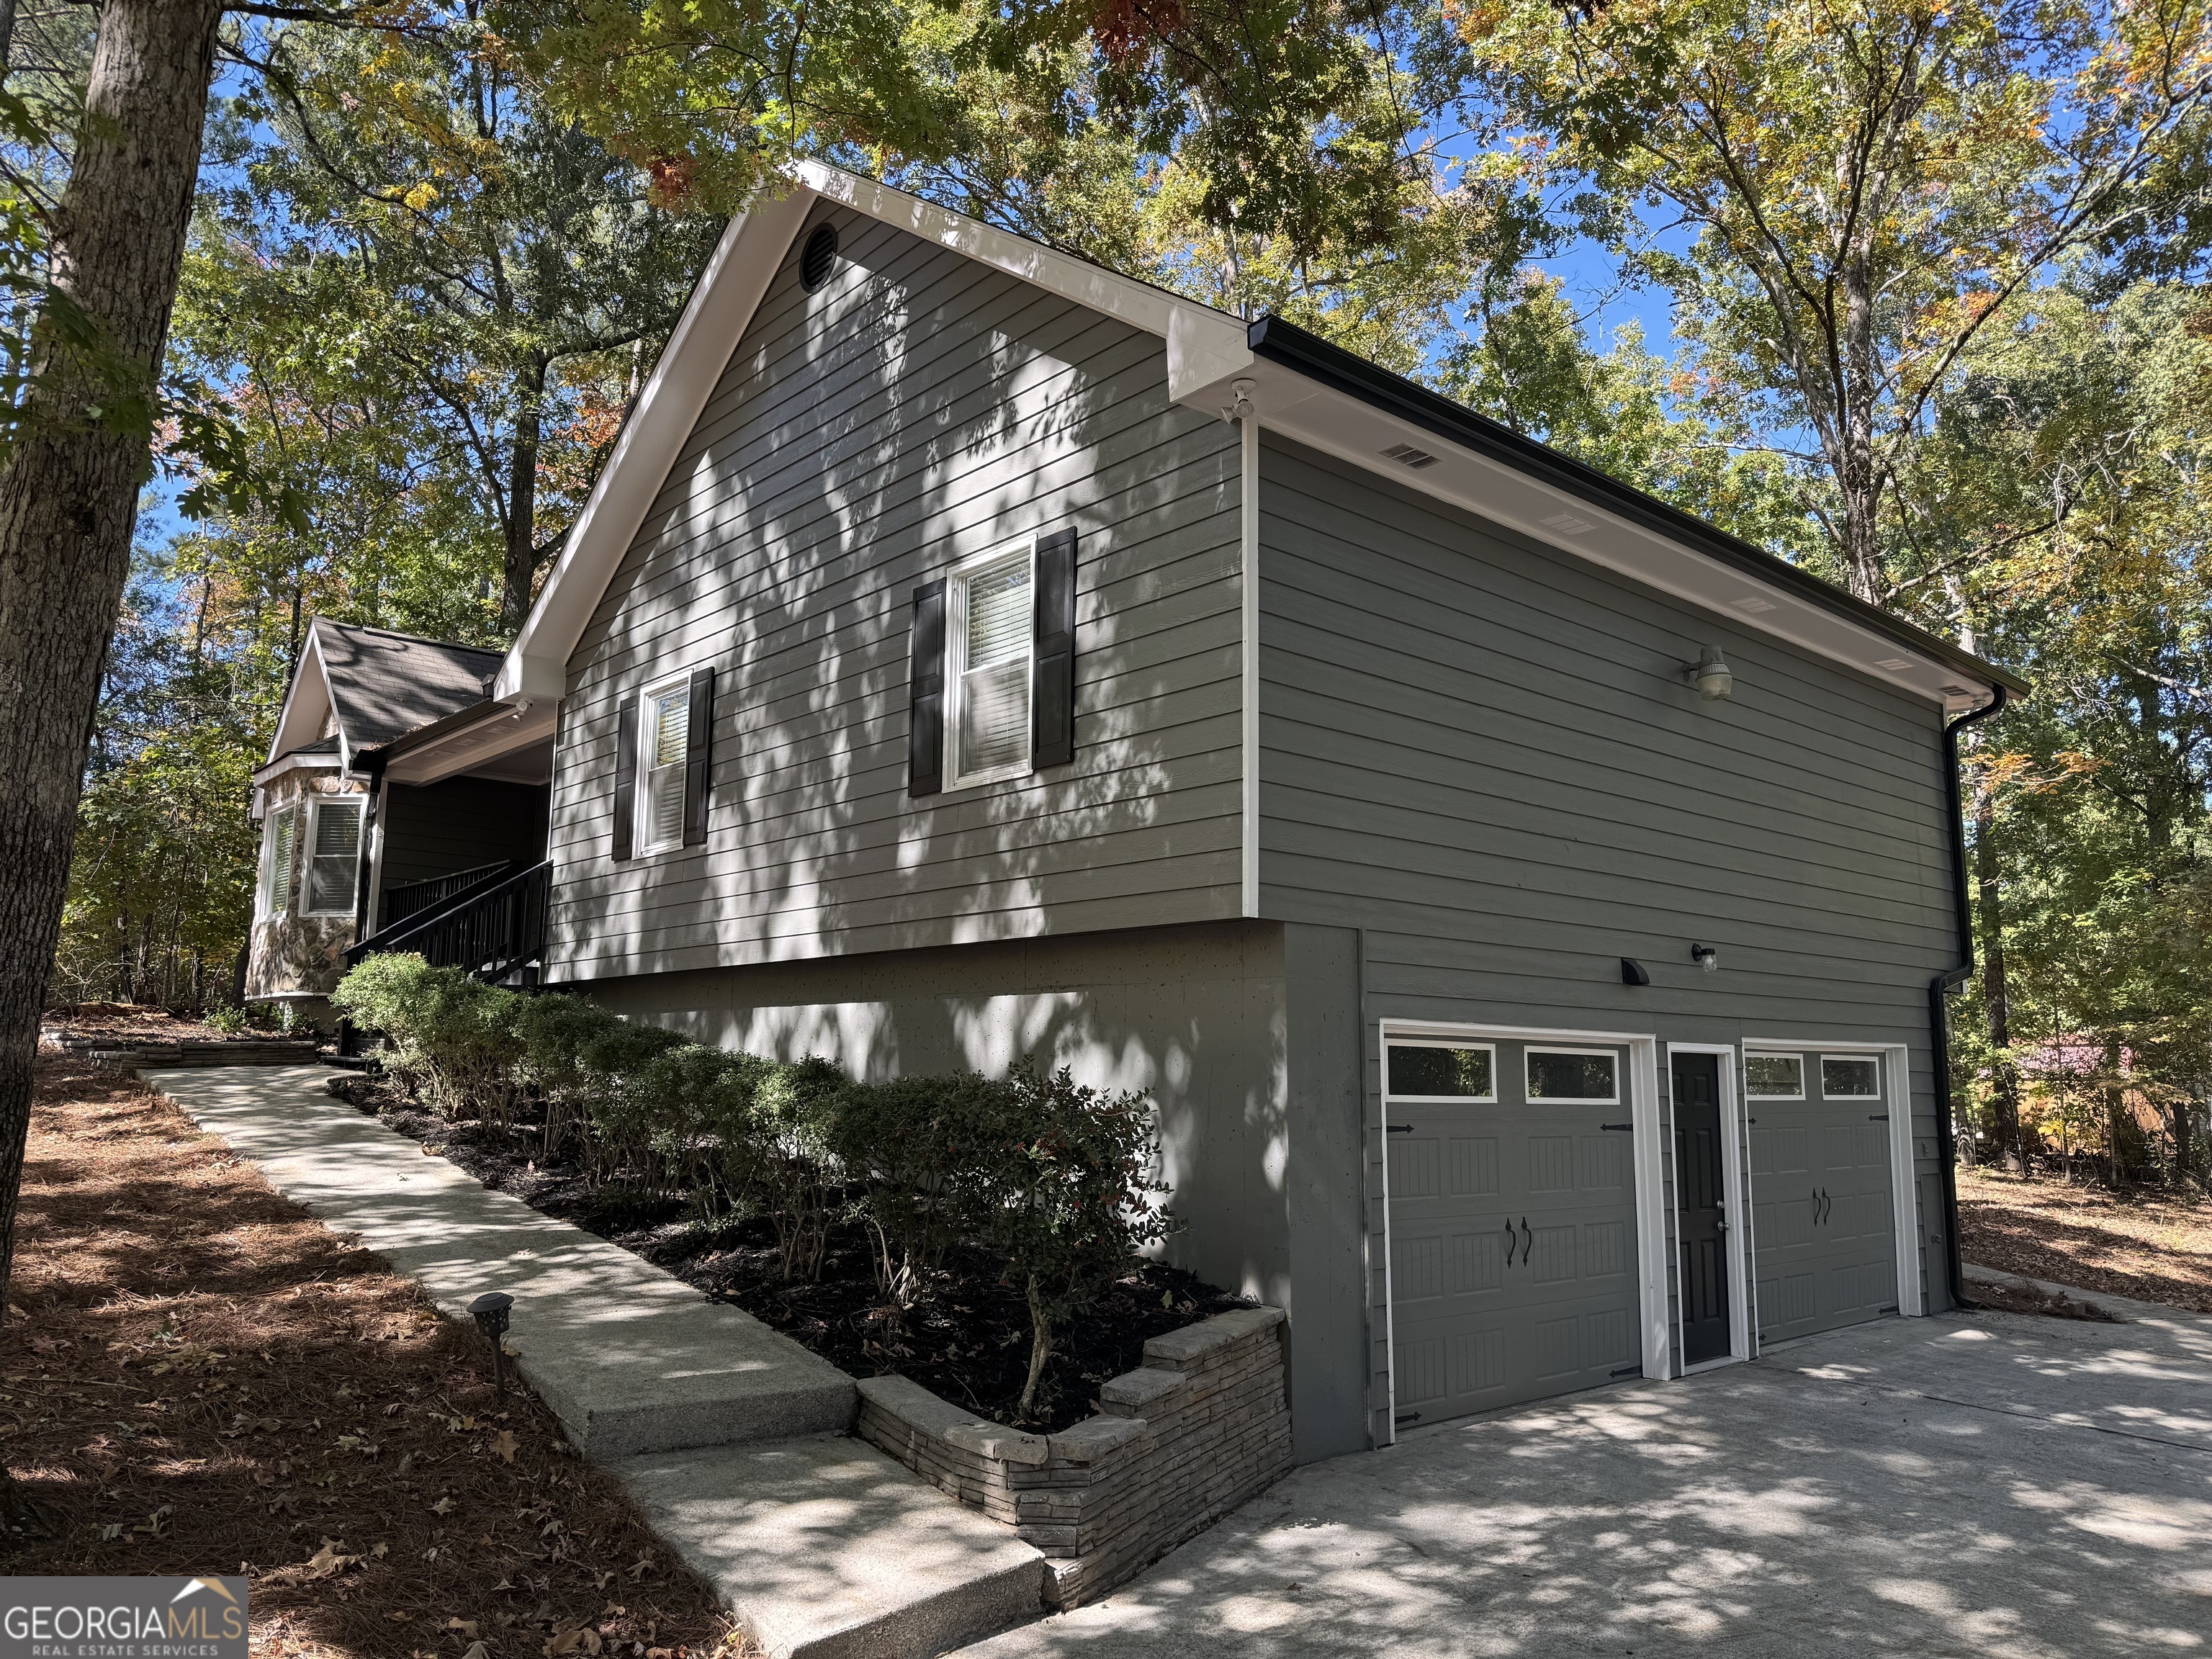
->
[1,1051,742,1659]
[1959,1165,2212,1314]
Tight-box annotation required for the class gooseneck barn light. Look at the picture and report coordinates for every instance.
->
[1684,646,1735,701]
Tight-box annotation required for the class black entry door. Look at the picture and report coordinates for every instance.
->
[1671,1053,1732,1364]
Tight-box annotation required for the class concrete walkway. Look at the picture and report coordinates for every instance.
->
[147,1065,1052,1659]
[961,1303,2212,1658]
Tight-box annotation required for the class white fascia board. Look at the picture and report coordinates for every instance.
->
[494,186,817,703]
[796,163,1251,400]
[1180,361,1997,711]
[495,163,1251,705]
[383,698,560,786]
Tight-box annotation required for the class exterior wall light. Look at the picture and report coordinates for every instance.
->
[1691,943,1718,973]
[1684,646,1734,701]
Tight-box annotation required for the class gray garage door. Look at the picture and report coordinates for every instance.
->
[1385,1039,1642,1426]
[1748,1051,1898,1344]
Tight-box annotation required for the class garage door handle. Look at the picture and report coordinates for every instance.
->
[1387,1123,1415,1134]
[1502,1218,1520,1265]
[1601,1122,1632,1132]
[1519,1218,1534,1263]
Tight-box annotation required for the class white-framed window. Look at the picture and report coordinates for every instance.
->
[1525,1046,1619,1104]
[946,541,1035,788]
[261,805,298,920]
[1744,1053,1805,1099]
[635,673,693,856]
[1820,1056,1881,1099]
[1384,1040,1497,1102]
[304,797,364,916]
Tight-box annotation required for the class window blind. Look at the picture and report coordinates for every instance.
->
[265,808,297,917]
[644,684,689,851]
[307,800,360,914]
[957,552,1032,780]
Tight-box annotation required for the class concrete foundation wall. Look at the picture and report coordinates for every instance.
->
[584,919,1373,1460]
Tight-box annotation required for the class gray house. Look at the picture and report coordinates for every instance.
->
[248,163,2023,1462]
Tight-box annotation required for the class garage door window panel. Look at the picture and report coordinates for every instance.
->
[1526,1048,1619,1104]
[1745,1053,1804,1099]
[1820,1056,1881,1099]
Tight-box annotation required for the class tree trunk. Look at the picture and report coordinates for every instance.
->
[0,0,224,1327]
[1019,1274,1053,1419]
[500,356,549,629]
[1974,796,2023,1171]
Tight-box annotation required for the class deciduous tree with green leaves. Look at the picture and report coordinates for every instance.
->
[1458,0,2212,605]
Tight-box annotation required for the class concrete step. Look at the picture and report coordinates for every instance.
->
[616,1435,1048,1659]
[144,1064,856,1457]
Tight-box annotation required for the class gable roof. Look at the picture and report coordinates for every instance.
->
[267,619,503,773]
[495,163,2021,710]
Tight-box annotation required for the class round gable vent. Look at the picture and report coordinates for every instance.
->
[800,223,839,292]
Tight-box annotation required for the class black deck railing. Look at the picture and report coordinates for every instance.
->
[382,860,515,927]
[345,860,551,985]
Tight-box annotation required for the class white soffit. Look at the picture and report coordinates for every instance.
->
[1179,359,1996,709]
[385,700,560,786]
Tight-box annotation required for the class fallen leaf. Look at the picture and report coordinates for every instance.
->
[461,1645,491,1659]
[448,1618,480,1638]
[431,1496,456,1516]
[492,1429,518,1464]
[372,1540,390,1558]
[98,1523,122,1542]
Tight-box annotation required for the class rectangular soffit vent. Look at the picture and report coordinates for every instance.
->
[1380,442,1440,469]
[1730,595,1777,614]
[1540,511,1596,536]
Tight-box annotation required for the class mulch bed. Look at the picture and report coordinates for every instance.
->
[40,1002,246,1046]
[1959,1166,2212,1315]
[325,1074,1254,1434]
[4,1051,741,1659]
[1964,1277,2123,1323]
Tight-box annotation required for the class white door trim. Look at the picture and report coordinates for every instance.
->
[1743,1037,1923,1318]
[1664,1043,1753,1364]
[1376,1018,1667,1446]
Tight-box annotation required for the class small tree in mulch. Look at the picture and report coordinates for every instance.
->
[972,1066,1178,1421]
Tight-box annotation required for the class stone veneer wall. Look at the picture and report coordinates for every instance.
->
[856,1305,1292,1608]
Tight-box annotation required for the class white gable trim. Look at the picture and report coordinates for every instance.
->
[493,161,2000,712]
[493,164,1252,703]
[267,624,338,769]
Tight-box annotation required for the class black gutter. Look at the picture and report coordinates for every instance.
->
[1245,315,2029,700]
[1929,684,2010,1312]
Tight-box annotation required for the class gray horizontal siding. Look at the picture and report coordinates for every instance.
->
[547,204,1244,979]
[1256,433,1957,1033]
[1254,433,1965,1413]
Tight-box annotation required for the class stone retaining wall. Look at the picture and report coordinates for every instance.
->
[857,1305,1292,1608]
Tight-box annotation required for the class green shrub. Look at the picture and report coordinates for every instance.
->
[835,1063,1177,1415]
[512,992,641,1159]
[971,1065,1175,1419]
[831,1071,1024,1300]
[330,954,526,1122]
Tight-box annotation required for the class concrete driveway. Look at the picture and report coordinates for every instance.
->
[962,1300,2212,1658]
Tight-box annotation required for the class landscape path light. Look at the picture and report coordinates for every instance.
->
[468,1290,514,1399]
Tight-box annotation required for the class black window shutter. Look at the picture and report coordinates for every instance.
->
[682,666,714,847]
[909,580,945,796]
[613,696,639,860]
[1031,529,1076,769]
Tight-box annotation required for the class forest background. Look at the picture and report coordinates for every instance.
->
[30,0,2212,1185]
